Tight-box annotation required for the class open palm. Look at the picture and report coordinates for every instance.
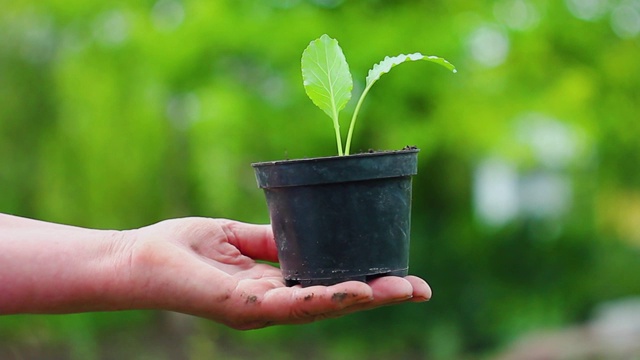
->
[125,217,432,330]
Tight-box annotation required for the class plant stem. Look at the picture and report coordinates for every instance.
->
[332,110,344,156]
[344,84,372,156]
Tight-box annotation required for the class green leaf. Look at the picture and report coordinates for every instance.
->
[301,34,353,118]
[366,53,457,88]
[301,34,353,155]
[344,53,456,155]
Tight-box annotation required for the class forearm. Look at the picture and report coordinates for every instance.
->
[0,214,132,314]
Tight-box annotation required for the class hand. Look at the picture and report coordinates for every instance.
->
[122,217,432,330]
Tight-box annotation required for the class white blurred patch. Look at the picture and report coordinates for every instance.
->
[515,114,579,169]
[474,159,519,226]
[610,0,640,38]
[468,25,510,67]
[17,13,56,64]
[565,0,610,21]
[494,0,541,31]
[519,172,572,219]
[591,297,640,354]
[474,115,582,227]
[151,0,185,32]
[93,10,129,46]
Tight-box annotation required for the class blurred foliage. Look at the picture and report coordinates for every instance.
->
[1,0,640,358]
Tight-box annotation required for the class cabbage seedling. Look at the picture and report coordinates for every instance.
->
[301,34,456,156]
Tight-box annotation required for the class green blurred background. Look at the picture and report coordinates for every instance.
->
[2,0,640,359]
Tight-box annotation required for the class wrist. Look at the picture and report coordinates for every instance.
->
[46,227,138,313]
[97,228,137,311]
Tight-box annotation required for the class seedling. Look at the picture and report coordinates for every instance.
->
[301,34,456,156]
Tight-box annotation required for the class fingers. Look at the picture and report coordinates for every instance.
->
[229,276,430,330]
[219,220,278,263]
[333,276,416,314]
[231,280,374,329]
[295,276,431,322]
[404,275,432,302]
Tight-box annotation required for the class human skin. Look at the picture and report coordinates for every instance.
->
[0,214,431,330]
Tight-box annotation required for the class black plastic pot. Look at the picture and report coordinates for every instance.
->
[252,148,419,287]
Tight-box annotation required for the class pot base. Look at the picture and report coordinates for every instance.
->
[284,268,409,287]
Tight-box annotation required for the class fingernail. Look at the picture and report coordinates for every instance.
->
[394,294,414,302]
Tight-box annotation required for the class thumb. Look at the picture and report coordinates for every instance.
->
[219,220,278,263]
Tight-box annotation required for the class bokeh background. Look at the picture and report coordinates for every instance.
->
[2,0,640,359]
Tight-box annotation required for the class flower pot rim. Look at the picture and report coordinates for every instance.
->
[251,147,419,168]
[252,147,419,188]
